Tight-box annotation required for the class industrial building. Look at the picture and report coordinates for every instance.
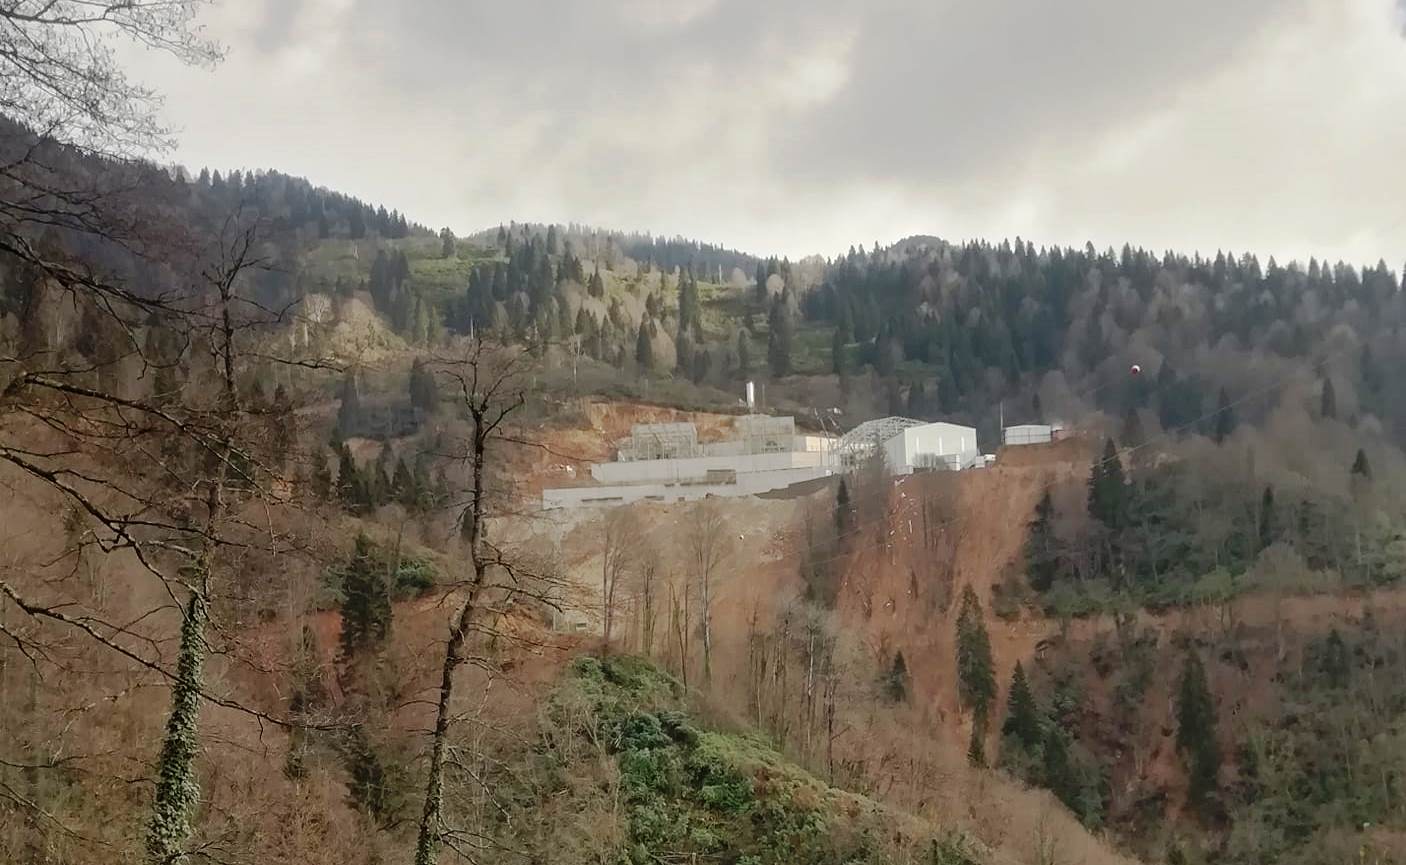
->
[543,415,836,509]
[835,417,983,473]
[1001,422,1066,446]
[542,413,983,510]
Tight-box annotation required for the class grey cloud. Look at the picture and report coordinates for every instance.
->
[139,0,1406,265]
[778,0,1303,186]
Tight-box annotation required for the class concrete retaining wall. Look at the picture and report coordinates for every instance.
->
[543,465,833,510]
[590,450,828,484]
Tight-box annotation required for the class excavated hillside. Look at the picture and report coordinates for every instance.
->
[528,413,1406,861]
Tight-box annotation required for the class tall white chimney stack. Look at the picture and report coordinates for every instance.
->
[745,381,756,412]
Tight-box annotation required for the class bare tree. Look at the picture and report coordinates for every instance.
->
[411,337,534,865]
[635,546,659,656]
[0,207,337,863]
[687,498,730,685]
[599,506,636,654]
[670,578,691,688]
[0,1,220,156]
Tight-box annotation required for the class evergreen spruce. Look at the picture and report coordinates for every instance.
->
[1025,490,1059,591]
[635,321,653,371]
[339,534,393,659]
[835,478,852,537]
[312,448,333,499]
[1258,485,1276,552]
[392,458,417,508]
[1086,438,1126,529]
[955,586,996,715]
[967,709,988,767]
[336,370,362,438]
[766,296,794,377]
[336,444,361,509]
[408,358,439,415]
[1320,628,1351,688]
[883,651,909,703]
[1213,387,1236,443]
[1351,448,1372,480]
[1175,651,1220,814]
[1320,376,1337,420]
[1041,726,1083,818]
[1003,661,1042,747]
[1120,406,1145,450]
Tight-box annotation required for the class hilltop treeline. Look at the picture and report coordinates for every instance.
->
[807,238,1404,439]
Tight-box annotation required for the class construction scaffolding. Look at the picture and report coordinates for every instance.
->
[733,414,795,454]
[616,422,699,461]
[835,416,924,467]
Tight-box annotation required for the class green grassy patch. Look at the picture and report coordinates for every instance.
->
[544,655,982,865]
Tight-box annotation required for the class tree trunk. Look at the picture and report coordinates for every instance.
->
[701,565,712,685]
[146,591,207,865]
[414,402,492,865]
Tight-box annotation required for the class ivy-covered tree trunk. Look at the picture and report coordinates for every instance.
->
[146,243,245,864]
[146,591,206,865]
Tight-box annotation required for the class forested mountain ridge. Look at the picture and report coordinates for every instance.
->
[5,114,1406,865]
[4,4,1404,864]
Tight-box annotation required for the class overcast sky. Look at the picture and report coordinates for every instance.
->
[121,0,1406,265]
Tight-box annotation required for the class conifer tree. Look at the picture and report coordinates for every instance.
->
[1258,485,1276,552]
[408,358,439,415]
[967,709,988,767]
[1120,406,1145,450]
[439,227,455,258]
[337,370,362,438]
[1320,376,1337,420]
[766,296,794,377]
[393,458,416,507]
[1042,726,1082,817]
[831,327,846,375]
[1087,438,1126,529]
[1175,651,1220,814]
[1213,387,1236,443]
[1025,490,1059,591]
[1351,448,1372,480]
[754,262,769,304]
[635,320,653,371]
[336,444,361,508]
[339,534,393,659]
[1319,627,1351,687]
[675,329,694,376]
[1003,661,1042,747]
[736,329,753,379]
[883,651,909,703]
[955,586,996,715]
[312,448,333,499]
[835,478,852,536]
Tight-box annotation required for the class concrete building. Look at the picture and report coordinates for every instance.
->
[543,412,981,510]
[543,415,837,510]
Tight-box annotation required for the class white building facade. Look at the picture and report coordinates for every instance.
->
[882,421,982,473]
[542,413,981,510]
